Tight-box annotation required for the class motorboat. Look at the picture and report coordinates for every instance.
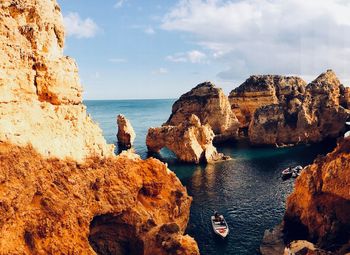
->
[281,167,293,180]
[282,166,303,179]
[211,212,229,238]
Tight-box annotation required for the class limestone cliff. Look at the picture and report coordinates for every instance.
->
[0,0,114,162]
[229,75,307,128]
[0,0,199,254]
[0,144,198,255]
[147,115,229,164]
[166,82,240,142]
[283,137,350,253]
[248,70,350,146]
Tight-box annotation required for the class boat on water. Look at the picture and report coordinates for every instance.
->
[282,165,303,180]
[281,167,293,180]
[211,212,229,238]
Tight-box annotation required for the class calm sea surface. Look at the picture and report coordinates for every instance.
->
[85,99,335,255]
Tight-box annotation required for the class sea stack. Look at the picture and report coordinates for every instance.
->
[166,81,240,142]
[147,114,230,163]
[117,114,136,149]
[0,1,199,254]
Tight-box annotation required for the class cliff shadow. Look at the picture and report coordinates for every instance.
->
[88,213,144,255]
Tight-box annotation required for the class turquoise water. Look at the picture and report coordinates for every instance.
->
[85,100,335,255]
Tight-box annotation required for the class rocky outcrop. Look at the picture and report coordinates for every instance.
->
[0,143,198,255]
[166,82,240,142]
[248,70,350,146]
[117,114,136,149]
[229,75,307,128]
[147,115,229,163]
[0,0,198,254]
[283,137,350,253]
[0,0,114,162]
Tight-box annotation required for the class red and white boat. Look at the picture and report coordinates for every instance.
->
[211,213,229,238]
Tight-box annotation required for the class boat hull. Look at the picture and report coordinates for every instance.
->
[211,216,229,238]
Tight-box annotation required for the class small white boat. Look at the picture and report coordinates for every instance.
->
[345,131,350,138]
[281,167,292,180]
[292,165,303,172]
[211,213,229,238]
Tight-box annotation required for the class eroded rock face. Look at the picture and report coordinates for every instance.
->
[0,0,114,162]
[248,70,350,145]
[166,82,240,142]
[0,0,199,254]
[283,138,350,252]
[0,143,198,255]
[117,114,136,149]
[147,115,229,163]
[229,75,307,128]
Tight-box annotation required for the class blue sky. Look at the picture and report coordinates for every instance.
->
[58,0,350,99]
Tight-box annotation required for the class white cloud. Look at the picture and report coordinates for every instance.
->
[108,58,127,63]
[144,27,156,35]
[114,0,127,9]
[63,12,99,39]
[166,50,207,63]
[162,0,350,83]
[152,67,168,74]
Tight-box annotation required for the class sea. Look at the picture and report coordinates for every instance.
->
[85,99,336,255]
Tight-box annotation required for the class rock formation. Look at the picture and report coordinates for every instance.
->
[0,143,198,255]
[147,115,229,163]
[0,0,114,162]
[248,70,350,146]
[283,137,350,253]
[166,82,240,142]
[0,1,199,254]
[229,75,307,128]
[117,114,136,149]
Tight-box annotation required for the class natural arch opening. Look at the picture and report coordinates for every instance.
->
[88,214,144,255]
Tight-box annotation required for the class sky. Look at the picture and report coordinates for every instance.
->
[58,0,350,100]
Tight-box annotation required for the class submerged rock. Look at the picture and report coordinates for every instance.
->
[117,114,136,149]
[166,82,240,142]
[147,114,230,163]
[260,224,286,255]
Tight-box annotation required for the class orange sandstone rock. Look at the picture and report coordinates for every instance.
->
[0,143,198,255]
[0,0,199,254]
[147,114,229,163]
[229,75,307,128]
[0,0,114,162]
[283,138,350,252]
[248,70,350,145]
[166,82,240,142]
[117,114,136,149]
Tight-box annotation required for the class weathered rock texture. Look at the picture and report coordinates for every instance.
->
[0,0,199,254]
[229,75,307,128]
[283,137,350,253]
[0,143,199,255]
[0,0,114,162]
[117,114,136,149]
[147,115,229,163]
[166,82,240,142]
[248,70,350,145]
